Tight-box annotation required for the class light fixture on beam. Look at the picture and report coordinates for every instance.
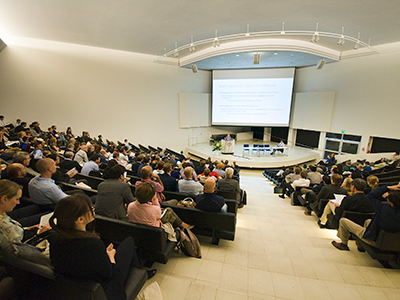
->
[310,23,320,43]
[191,64,198,73]
[173,42,179,57]
[253,53,260,64]
[337,27,345,45]
[246,24,250,37]
[354,32,361,50]
[189,36,195,53]
[281,22,285,34]
[213,30,220,47]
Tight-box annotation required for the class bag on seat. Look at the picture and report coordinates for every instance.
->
[178,228,201,258]
[177,197,196,208]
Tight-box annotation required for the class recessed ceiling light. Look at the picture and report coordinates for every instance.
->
[274,53,278,55]
[236,54,240,57]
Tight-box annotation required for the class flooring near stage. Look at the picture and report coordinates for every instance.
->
[186,140,320,169]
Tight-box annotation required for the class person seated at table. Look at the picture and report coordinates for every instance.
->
[49,194,156,300]
[272,140,285,155]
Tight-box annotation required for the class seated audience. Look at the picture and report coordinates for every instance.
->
[307,165,322,186]
[30,141,44,160]
[28,158,68,207]
[59,151,82,173]
[135,166,166,203]
[279,171,310,199]
[48,194,156,300]
[159,163,178,192]
[199,168,221,183]
[127,182,192,231]
[318,178,374,229]
[304,174,347,216]
[195,160,206,176]
[95,165,135,220]
[364,175,379,195]
[74,143,89,165]
[0,180,50,253]
[341,177,353,195]
[217,167,244,208]
[213,162,226,178]
[81,154,100,175]
[178,167,203,196]
[195,178,226,213]
[332,183,400,251]
[6,164,31,198]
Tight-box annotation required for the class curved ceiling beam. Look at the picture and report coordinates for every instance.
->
[178,38,341,67]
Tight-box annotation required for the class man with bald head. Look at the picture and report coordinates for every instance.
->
[195,178,227,213]
[178,166,203,196]
[28,158,68,206]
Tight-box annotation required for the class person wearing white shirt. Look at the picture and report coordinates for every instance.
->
[280,170,310,199]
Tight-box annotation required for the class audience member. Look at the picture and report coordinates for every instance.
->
[159,163,178,192]
[81,154,100,175]
[178,167,203,196]
[127,182,192,232]
[279,170,310,199]
[217,167,244,208]
[365,175,379,194]
[307,165,322,185]
[304,174,347,216]
[341,177,353,195]
[135,166,166,203]
[59,151,82,173]
[95,165,134,220]
[74,144,89,165]
[6,164,31,198]
[318,178,374,229]
[28,158,68,207]
[48,194,156,300]
[332,183,400,251]
[195,178,226,213]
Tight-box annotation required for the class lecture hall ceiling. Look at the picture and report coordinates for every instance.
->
[0,0,399,69]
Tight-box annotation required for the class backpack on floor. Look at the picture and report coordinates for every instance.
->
[178,228,201,258]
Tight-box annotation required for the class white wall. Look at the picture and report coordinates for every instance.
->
[0,39,238,151]
[294,43,400,156]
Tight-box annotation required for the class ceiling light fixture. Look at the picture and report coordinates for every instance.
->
[213,30,220,47]
[173,42,179,57]
[246,24,250,37]
[189,36,196,53]
[337,27,345,45]
[310,23,320,43]
[253,53,260,64]
[281,22,285,35]
[354,32,361,50]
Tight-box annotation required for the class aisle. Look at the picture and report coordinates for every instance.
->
[140,170,400,300]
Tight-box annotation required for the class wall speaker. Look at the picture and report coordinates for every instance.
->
[316,59,326,70]
[191,64,198,73]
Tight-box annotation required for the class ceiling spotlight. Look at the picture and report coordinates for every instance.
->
[191,64,198,73]
[354,32,361,50]
[213,30,220,47]
[253,53,260,65]
[189,36,195,53]
[310,23,320,43]
[281,22,285,34]
[337,27,345,45]
[174,42,179,57]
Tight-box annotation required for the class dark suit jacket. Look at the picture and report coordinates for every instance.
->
[317,184,347,202]
[159,173,178,192]
[59,158,82,173]
[329,192,374,227]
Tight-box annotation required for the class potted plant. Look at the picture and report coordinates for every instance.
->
[212,140,222,155]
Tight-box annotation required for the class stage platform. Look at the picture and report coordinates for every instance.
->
[186,140,320,169]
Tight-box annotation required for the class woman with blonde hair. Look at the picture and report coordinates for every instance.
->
[365,175,380,194]
[341,177,353,196]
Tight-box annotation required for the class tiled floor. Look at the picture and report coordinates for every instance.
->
[139,170,400,300]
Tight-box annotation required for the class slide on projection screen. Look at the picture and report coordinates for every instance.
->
[212,68,295,126]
